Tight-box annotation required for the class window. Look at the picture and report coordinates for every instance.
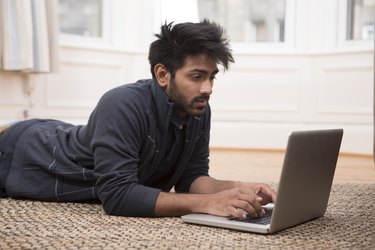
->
[197,0,286,43]
[59,0,103,38]
[58,0,156,51]
[346,0,375,41]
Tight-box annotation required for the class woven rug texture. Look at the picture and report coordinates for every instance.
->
[1,183,374,249]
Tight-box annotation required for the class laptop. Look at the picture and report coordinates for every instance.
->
[181,129,343,234]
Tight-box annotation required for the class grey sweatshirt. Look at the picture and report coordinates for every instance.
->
[4,79,210,217]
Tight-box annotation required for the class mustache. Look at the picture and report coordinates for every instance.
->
[193,95,210,102]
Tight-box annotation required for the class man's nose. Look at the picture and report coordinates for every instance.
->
[200,79,213,96]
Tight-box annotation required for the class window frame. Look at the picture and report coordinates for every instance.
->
[58,0,113,49]
[228,0,296,54]
[337,0,373,50]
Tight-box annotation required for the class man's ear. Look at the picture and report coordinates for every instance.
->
[154,64,170,88]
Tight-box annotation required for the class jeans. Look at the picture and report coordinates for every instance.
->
[0,119,39,197]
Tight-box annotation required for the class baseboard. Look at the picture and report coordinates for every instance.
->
[209,146,373,159]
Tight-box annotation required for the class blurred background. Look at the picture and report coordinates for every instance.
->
[0,0,373,155]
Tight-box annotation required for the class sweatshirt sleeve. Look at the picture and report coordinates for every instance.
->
[87,86,161,217]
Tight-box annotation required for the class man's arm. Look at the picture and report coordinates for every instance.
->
[188,176,239,194]
[189,176,276,204]
[154,176,276,219]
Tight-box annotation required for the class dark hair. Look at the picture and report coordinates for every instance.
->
[148,19,234,78]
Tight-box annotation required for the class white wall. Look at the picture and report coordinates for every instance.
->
[0,0,373,155]
[210,51,373,154]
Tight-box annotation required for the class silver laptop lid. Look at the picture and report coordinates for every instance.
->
[181,129,343,234]
[269,129,343,233]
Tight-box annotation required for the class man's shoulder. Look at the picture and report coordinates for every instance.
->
[103,79,153,103]
[114,79,152,94]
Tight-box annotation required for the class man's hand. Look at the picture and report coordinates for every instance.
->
[238,182,277,205]
[201,187,265,219]
[154,177,277,219]
[202,183,276,219]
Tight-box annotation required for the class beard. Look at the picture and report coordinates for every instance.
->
[167,78,210,117]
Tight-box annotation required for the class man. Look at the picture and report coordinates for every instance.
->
[0,20,276,219]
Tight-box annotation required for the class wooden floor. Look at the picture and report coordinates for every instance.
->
[209,148,375,184]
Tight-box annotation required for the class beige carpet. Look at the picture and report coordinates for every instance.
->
[1,183,374,249]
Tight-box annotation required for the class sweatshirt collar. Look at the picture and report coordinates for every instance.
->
[150,78,175,130]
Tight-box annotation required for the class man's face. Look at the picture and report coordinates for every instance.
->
[165,54,219,118]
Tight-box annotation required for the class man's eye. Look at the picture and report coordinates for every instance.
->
[191,75,202,80]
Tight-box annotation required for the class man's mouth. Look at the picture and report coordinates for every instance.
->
[194,96,209,107]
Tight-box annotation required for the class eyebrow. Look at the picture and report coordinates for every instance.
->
[189,68,219,75]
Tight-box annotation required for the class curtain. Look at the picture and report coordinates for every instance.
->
[0,0,59,73]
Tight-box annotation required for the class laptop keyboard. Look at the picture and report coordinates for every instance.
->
[228,209,273,225]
